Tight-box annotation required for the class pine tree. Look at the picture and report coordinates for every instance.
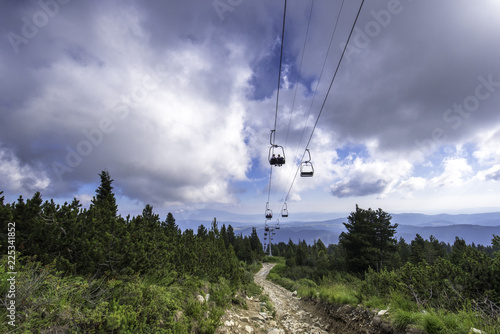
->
[91,169,117,217]
[84,170,123,276]
[227,225,236,248]
[249,227,264,261]
[339,205,398,273]
[410,234,426,264]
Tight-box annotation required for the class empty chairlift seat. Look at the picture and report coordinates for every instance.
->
[300,149,314,177]
[281,203,289,217]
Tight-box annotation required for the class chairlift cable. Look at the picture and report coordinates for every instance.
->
[272,0,315,217]
[272,0,288,140]
[290,0,345,167]
[279,0,345,206]
[279,0,347,211]
[266,0,288,219]
[267,166,273,204]
[304,0,365,151]
[280,0,365,212]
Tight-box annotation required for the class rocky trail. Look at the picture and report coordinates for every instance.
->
[216,263,400,334]
[215,263,329,333]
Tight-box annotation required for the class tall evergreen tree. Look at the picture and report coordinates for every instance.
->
[249,227,264,261]
[91,169,117,217]
[226,225,236,248]
[410,234,426,264]
[339,205,398,273]
[85,170,123,276]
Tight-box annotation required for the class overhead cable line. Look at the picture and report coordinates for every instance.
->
[292,0,346,161]
[279,0,345,209]
[266,0,288,211]
[272,0,288,140]
[281,0,365,208]
[273,0,315,209]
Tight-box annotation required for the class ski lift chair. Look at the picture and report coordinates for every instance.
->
[281,203,289,217]
[300,149,314,177]
[265,202,273,219]
[269,130,286,166]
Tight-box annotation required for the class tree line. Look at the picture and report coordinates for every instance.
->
[267,205,500,327]
[0,170,269,332]
[0,170,265,282]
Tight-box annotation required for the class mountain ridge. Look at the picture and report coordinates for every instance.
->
[176,210,500,246]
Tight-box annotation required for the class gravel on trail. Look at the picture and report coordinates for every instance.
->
[215,263,393,334]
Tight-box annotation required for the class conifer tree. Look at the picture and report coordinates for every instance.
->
[249,227,264,261]
[85,170,123,276]
[410,234,426,264]
[226,225,236,248]
[91,169,117,217]
[339,205,398,273]
[165,212,179,236]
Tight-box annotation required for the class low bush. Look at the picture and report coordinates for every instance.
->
[391,309,422,331]
[0,257,259,333]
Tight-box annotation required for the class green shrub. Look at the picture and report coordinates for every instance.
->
[263,256,285,264]
[280,277,296,291]
[298,278,318,289]
[364,295,386,309]
[267,272,280,282]
[185,297,204,318]
[210,277,232,307]
[297,286,317,299]
[439,312,469,334]
[106,302,138,331]
[315,284,358,305]
[270,263,287,276]
[391,309,422,330]
[246,280,262,297]
[331,285,359,305]
[421,312,446,334]
[389,291,418,312]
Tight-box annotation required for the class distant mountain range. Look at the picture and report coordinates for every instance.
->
[176,210,500,247]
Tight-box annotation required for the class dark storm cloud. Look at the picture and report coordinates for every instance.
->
[2,0,500,209]
[320,0,500,155]
[0,0,264,202]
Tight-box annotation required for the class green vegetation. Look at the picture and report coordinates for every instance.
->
[2,173,499,333]
[266,205,500,334]
[0,171,264,333]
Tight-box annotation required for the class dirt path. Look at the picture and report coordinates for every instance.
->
[216,263,413,334]
[216,263,331,333]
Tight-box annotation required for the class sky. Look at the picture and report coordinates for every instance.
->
[1,0,500,221]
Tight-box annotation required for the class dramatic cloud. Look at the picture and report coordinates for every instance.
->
[1,0,500,214]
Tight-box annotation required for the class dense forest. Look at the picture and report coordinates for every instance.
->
[1,171,499,333]
[0,171,264,333]
[266,205,500,333]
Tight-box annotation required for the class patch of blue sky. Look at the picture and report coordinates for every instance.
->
[248,41,281,101]
[411,143,478,179]
[248,33,312,101]
[299,74,319,98]
[335,143,370,162]
[242,157,269,182]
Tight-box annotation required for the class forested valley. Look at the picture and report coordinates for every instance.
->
[1,171,499,333]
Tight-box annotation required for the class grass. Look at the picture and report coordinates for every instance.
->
[263,256,286,264]
[264,264,500,334]
[316,284,359,305]
[259,293,276,318]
